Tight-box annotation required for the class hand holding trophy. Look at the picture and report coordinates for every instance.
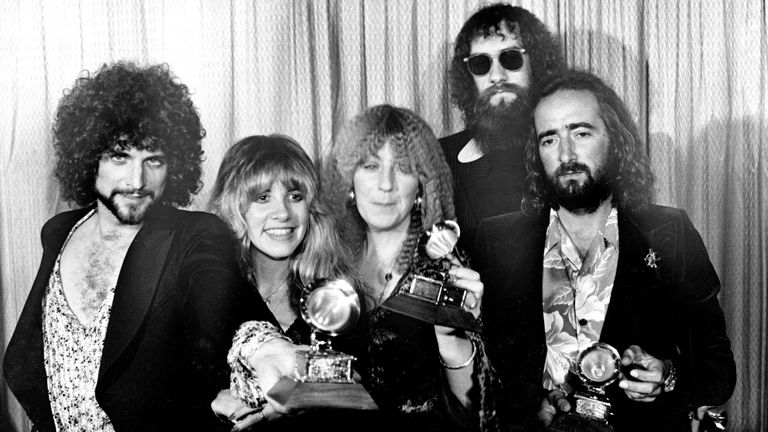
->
[548,343,621,432]
[267,278,377,410]
[381,220,479,331]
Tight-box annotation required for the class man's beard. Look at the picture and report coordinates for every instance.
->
[548,162,612,214]
[96,188,156,225]
[465,83,531,154]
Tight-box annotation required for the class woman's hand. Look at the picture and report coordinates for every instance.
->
[446,264,484,319]
[211,389,263,430]
[214,338,306,430]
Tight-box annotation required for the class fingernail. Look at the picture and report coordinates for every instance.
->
[619,381,627,389]
[630,370,639,378]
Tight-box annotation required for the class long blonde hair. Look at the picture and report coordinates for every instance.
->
[210,135,355,312]
[321,105,456,274]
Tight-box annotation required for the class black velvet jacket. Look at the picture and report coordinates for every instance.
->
[3,205,273,432]
[475,205,736,432]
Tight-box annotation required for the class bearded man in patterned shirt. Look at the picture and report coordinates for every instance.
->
[475,69,736,431]
[3,62,272,432]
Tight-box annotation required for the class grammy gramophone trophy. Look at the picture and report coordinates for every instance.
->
[267,278,377,410]
[549,343,621,432]
[381,220,479,331]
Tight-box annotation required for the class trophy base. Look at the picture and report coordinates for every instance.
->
[548,392,614,432]
[267,376,378,410]
[295,348,355,383]
[381,294,479,331]
[548,412,614,432]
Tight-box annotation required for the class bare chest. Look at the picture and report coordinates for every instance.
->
[59,232,134,324]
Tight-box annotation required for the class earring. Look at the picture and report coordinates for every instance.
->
[348,189,356,205]
[414,195,423,210]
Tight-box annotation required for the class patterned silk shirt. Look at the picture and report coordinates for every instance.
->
[43,210,117,431]
[541,207,619,390]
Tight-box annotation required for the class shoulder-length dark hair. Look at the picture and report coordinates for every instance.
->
[449,3,565,117]
[209,135,356,311]
[321,105,455,274]
[522,69,655,215]
[53,61,205,207]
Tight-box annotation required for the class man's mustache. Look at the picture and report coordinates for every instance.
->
[479,83,527,100]
[554,162,591,178]
[111,189,153,199]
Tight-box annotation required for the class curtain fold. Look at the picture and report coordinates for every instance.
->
[1,1,764,431]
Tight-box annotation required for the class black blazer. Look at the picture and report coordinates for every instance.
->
[3,205,273,432]
[475,205,736,432]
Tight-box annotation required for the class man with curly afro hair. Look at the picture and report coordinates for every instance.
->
[442,3,565,254]
[4,62,273,432]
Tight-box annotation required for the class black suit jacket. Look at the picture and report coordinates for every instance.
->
[475,205,736,432]
[3,205,273,432]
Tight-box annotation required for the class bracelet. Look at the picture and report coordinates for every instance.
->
[440,340,476,369]
[228,321,292,409]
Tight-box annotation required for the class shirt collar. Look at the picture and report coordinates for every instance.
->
[544,207,619,256]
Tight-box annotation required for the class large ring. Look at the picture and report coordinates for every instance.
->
[466,293,478,309]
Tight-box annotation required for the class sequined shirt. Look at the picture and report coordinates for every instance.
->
[42,210,117,431]
[541,207,619,390]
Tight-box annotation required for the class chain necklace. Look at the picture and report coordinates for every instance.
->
[263,280,288,305]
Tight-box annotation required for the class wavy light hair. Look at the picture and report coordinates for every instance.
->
[522,69,655,215]
[321,105,455,274]
[53,61,204,207]
[449,3,565,118]
[209,135,355,313]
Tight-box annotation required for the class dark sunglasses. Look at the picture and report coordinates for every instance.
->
[463,48,527,76]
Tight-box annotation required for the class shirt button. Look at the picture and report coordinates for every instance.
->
[578,318,588,326]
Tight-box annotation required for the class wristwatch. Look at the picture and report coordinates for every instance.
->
[662,359,677,392]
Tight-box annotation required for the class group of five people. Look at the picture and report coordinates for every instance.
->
[4,3,735,432]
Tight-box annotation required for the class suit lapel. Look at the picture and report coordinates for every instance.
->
[98,207,175,381]
[3,207,93,431]
[600,208,677,348]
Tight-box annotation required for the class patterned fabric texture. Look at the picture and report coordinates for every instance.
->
[42,210,116,432]
[541,208,619,391]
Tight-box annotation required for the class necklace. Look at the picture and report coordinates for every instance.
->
[263,281,288,305]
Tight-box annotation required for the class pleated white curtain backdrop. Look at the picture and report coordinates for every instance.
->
[1,1,765,431]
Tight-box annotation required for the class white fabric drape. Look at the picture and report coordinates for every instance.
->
[1,1,765,431]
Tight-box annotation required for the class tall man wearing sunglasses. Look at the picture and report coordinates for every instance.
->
[443,4,565,253]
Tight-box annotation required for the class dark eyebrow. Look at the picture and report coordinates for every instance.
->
[566,122,595,131]
[537,122,595,140]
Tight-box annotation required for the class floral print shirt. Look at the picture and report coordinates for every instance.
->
[541,207,619,391]
[43,209,117,431]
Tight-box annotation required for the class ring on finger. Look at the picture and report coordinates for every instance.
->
[255,410,265,422]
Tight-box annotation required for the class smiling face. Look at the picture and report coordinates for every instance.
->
[352,141,420,234]
[244,180,310,262]
[534,89,612,212]
[95,145,167,225]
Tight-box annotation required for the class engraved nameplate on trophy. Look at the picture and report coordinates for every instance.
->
[267,278,377,410]
[381,220,479,331]
[549,343,620,432]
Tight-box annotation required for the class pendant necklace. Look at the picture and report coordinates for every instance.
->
[263,280,288,305]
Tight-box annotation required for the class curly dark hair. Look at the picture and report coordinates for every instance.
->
[449,3,565,117]
[53,61,205,207]
[522,69,655,215]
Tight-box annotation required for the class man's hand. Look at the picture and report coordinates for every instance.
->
[538,389,571,428]
[618,345,666,402]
